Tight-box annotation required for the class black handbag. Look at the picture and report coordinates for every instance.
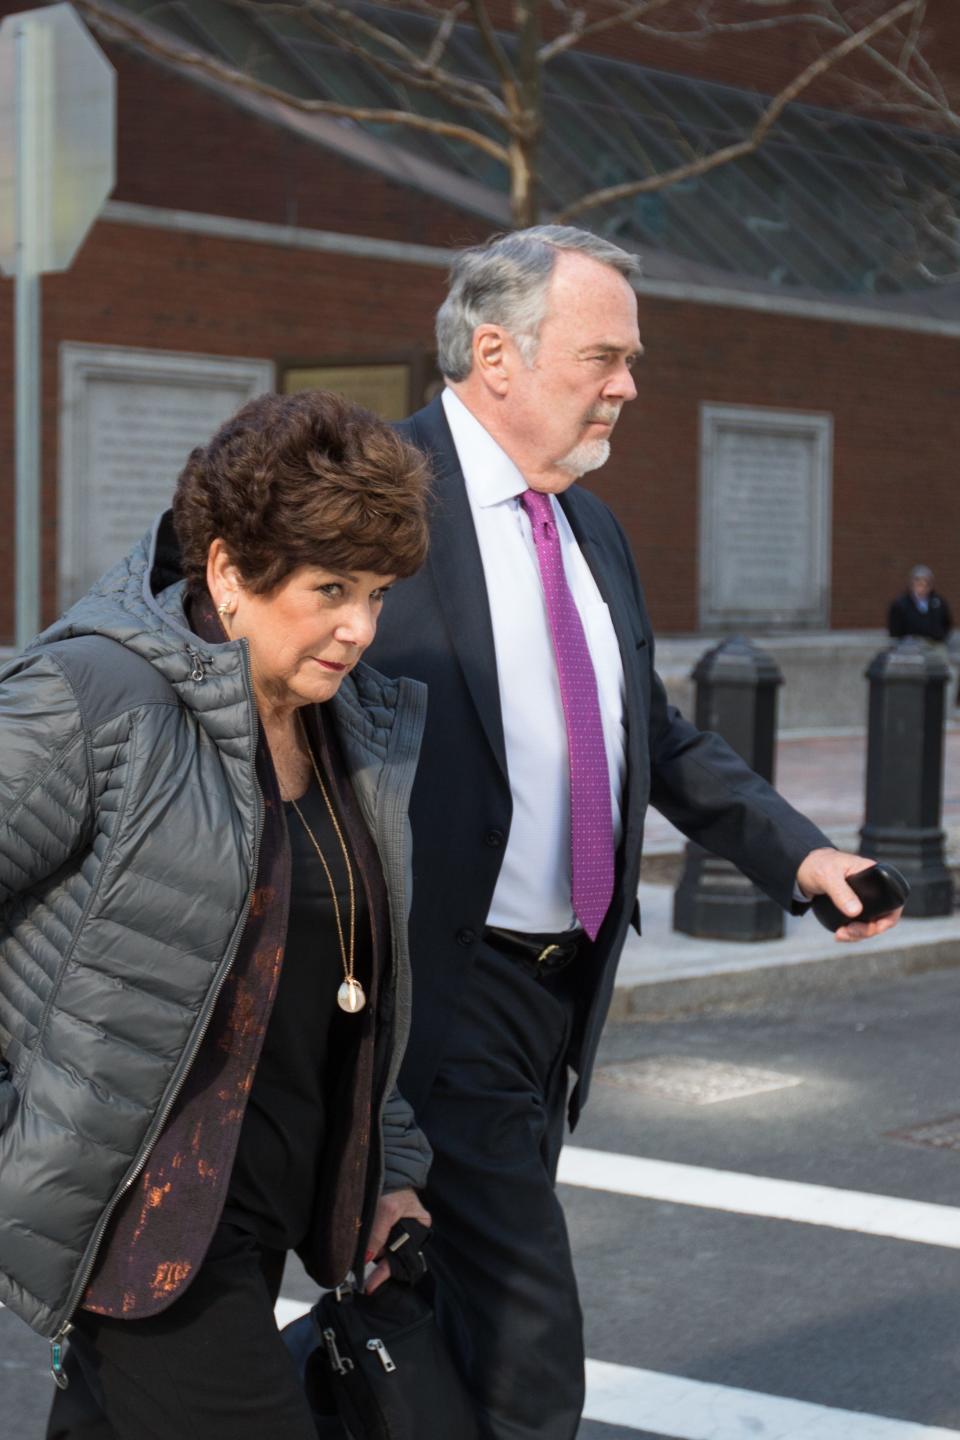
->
[282,1274,478,1440]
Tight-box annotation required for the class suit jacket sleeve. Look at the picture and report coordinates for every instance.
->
[646,670,831,911]
[607,520,831,913]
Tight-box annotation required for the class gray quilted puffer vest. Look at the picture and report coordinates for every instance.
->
[0,516,426,1341]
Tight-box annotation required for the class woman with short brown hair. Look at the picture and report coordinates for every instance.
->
[0,389,432,1439]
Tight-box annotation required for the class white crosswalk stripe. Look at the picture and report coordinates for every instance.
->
[582,1359,960,1439]
[275,1295,311,1328]
[558,1145,960,1249]
[270,1296,960,1440]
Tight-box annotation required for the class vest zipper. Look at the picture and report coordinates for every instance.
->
[49,1324,72,1388]
[44,643,263,1358]
[185,645,212,682]
[352,676,426,1273]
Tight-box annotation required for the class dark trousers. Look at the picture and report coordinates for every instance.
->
[418,937,586,1440]
[47,1225,319,1440]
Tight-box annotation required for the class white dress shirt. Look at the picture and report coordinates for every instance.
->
[442,388,627,933]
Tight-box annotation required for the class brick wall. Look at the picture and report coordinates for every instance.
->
[1,0,956,645]
[106,48,495,247]
[588,294,960,633]
[0,220,449,642]
[486,0,960,123]
[1,217,957,643]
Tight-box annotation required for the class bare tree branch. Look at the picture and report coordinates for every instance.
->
[467,0,517,93]
[555,0,924,222]
[248,3,509,123]
[221,0,507,119]
[539,0,675,64]
[73,0,511,160]
[616,0,954,132]
[898,0,927,71]
[425,3,467,70]
[817,0,956,127]
[74,0,957,266]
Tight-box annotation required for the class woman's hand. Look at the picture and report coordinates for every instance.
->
[363,1187,432,1294]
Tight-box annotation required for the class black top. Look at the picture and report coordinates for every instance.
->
[223,776,368,1251]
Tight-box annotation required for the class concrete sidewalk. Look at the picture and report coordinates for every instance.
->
[612,723,960,1019]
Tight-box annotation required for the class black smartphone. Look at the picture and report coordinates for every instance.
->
[812,861,910,932]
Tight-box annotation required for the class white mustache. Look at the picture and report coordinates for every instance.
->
[585,405,621,426]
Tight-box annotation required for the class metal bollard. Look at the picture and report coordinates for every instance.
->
[673,635,785,941]
[859,637,953,917]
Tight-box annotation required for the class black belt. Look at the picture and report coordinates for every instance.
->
[483,926,585,977]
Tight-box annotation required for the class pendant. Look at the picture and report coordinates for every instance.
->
[337,978,366,1014]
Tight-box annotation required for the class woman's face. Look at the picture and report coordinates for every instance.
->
[228,564,395,714]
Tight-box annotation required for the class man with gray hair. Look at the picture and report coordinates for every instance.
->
[366,225,902,1440]
[888,564,953,644]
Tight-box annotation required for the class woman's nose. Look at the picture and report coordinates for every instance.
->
[337,604,377,648]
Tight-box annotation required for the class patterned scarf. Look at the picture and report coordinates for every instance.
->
[82,591,386,1317]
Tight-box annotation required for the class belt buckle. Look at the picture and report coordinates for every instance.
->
[536,942,561,965]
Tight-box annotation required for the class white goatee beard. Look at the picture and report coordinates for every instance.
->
[557,436,611,480]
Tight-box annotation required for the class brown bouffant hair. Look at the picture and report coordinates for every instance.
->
[172,389,430,595]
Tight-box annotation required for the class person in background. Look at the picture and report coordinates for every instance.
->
[0,390,432,1440]
[888,564,958,706]
[888,564,953,644]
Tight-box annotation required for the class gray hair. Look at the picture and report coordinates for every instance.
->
[436,225,641,382]
[911,564,934,581]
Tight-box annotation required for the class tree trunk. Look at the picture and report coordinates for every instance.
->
[511,0,542,227]
[509,137,539,226]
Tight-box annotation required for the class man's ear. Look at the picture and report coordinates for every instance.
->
[473,325,510,397]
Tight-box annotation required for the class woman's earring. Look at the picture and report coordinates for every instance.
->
[217,601,232,618]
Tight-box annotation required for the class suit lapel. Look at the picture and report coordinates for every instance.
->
[408,400,508,780]
[559,488,642,687]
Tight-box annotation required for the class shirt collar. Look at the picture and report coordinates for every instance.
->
[442,388,528,508]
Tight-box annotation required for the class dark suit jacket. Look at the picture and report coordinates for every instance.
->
[367,397,829,1126]
[888,591,952,644]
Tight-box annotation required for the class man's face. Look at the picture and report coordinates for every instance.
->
[501,250,643,493]
[912,575,932,601]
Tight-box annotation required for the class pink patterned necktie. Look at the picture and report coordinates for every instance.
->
[520,489,615,941]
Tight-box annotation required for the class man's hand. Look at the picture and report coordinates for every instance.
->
[796,847,904,943]
[363,1186,432,1294]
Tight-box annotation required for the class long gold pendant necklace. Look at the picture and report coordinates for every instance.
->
[288,718,366,1015]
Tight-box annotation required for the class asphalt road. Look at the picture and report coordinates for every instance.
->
[6,965,960,1437]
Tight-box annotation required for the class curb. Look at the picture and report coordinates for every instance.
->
[609,932,960,1021]
[639,850,960,891]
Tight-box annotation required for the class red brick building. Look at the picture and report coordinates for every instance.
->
[0,0,957,647]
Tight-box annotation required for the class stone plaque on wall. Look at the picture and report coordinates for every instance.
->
[59,345,274,608]
[699,405,832,631]
[282,363,410,420]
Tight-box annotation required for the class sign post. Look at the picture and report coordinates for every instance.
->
[13,17,44,652]
[0,4,115,649]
